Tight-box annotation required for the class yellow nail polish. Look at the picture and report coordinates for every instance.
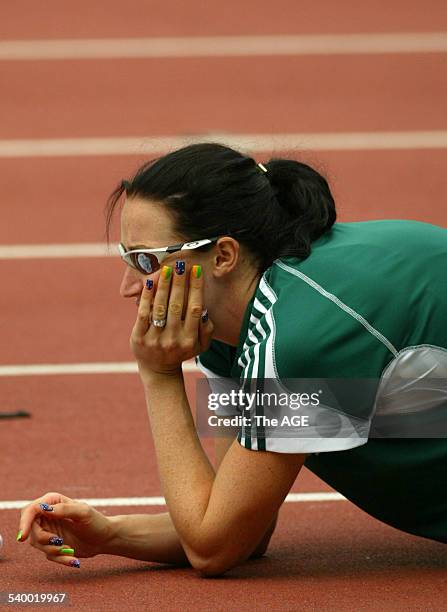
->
[162,266,172,280]
[192,265,202,279]
[60,547,75,556]
[16,529,23,542]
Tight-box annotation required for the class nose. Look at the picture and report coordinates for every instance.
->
[119,267,144,299]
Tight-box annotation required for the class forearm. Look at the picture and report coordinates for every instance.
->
[103,510,276,565]
[143,374,217,555]
[101,375,276,568]
[103,512,190,565]
[142,373,282,570]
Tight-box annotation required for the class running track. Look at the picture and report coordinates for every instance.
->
[1,2,447,610]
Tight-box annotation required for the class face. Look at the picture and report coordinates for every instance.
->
[119,196,209,306]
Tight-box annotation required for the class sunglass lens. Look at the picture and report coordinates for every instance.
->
[136,253,158,274]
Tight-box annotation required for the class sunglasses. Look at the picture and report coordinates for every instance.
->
[118,237,220,275]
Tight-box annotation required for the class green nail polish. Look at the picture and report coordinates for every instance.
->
[193,265,202,279]
[60,547,75,556]
[16,529,23,542]
[162,265,172,280]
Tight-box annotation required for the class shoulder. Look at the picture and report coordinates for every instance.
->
[245,263,350,379]
[245,251,398,379]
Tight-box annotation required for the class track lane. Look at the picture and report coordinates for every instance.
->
[1,54,446,138]
[0,258,133,364]
[2,0,447,39]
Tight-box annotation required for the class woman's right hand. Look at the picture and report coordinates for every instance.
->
[17,491,114,568]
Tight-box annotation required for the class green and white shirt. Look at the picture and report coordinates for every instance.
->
[197,220,447,543]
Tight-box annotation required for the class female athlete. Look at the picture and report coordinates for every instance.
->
[16,143,447,574]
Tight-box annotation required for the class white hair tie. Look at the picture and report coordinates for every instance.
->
[257,162,268,174]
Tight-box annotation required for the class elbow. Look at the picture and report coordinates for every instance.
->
[186,549,240,578]
[193,556,236,578]
[185,516,279,577]
[195,542,269,576]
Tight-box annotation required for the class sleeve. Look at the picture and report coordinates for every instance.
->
[195,340,241,418]
[237,376,374,454]
[236,327,376,455]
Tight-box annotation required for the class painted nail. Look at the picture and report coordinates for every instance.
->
[40,503,53,512]
[162,265,172,280]
[49,536,64,546]
[145,279,153,290]
[201,309,209,323]
[16,529,23,542]
[175,260,185,275]
[192,265,202,279]
[60,547,75,556]
[69,559,81,568]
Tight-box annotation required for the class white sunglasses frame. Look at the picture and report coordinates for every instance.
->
[118,237,219,274]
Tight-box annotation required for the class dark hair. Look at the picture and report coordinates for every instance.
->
[105,143,336,272]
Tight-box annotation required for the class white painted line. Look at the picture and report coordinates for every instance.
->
[0,361,198,377]
[1,131,447,159]
[285,492,345,503]
[0,491,345,510]
[0,33,446,60]
[0,243,117,259]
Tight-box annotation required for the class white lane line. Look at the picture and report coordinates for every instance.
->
[0,361,198,377]
[0,243,117,259]
[0,492,345,510]
[1,132,447,159]
[0,33,446,60]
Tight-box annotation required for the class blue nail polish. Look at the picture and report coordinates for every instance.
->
[146,279,153,290]
[70,559,81,568]
[201,309,209,323]
[49,536,63,546]
[175,260,185,275]
[40,503,53,512]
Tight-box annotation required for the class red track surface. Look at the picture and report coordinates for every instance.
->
[2,1,447,38]
[2,55,447,138]
[1,2,447,610]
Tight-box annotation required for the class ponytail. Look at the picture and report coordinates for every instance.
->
[262,158,336,260]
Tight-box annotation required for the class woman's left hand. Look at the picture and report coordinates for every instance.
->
[130,262,214,380]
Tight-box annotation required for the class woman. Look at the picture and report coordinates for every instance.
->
[17,143,447,574]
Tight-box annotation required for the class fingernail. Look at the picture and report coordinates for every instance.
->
[175,260,185,275]
[49,536,64,546]
[201,308,209,323]
[40,503,53,512]
[60,547,75,556]
[70,559,81,568]
[162,265,172,280]
[145,279,153,290]
[16,529,23,542]
[192,265,202,279]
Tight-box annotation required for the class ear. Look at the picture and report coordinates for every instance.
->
[211,237,240,278]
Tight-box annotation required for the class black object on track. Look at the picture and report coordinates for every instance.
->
[0,410,31,419]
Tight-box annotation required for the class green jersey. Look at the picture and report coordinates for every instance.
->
[196,220,447,543]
